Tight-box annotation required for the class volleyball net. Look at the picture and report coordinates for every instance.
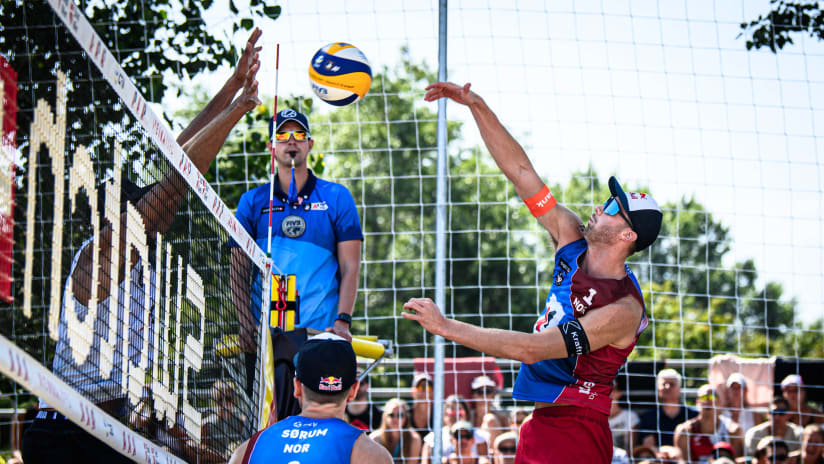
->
[0,2,272,462]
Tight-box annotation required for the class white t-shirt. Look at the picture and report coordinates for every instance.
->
[424,427,490,458]
[609,408,640,450]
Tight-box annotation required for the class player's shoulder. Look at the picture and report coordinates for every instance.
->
[351,433,393,464]
[554,238,587,260]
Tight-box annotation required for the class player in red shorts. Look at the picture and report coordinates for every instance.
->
[403,82,663,464]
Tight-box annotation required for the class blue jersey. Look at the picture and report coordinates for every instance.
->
[512,239,648,414]
[243,416,362,464]
[230,171,363,330]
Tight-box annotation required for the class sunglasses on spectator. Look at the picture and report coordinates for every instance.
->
[697,393,717,402]
[603,196,634,230]
[388,411,404,419]
[415,383,433,391]
[498,445,517,454]
[454,432,473,441]
[473,387,496,396]
[274,130,309,142]
[771,409,788,416]
[772,454,788,462]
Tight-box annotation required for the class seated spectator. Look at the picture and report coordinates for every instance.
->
[710,458,736,464]
[202,380,245,459]
[659,445,687,464]
[800,424,824,464]
[411,373,434,439]
[448,421,478,464]
[639,369,699,448]
[492,431,518,464]
[509,407,530,433]
[745,397,803,457]
[610,379,640,452]
[422,395,489,464]
[754,436,790,464]
[724,373,763,433]
[713,442,737,461]
[782,376,824,427]
[345,375,382,431]
[370,398,422,464]
[634,445,659,461]
[612,446,630,464]
[674,384,744,461]
[470,375,507,444]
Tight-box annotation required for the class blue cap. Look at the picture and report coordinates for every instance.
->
[270,108,310,140]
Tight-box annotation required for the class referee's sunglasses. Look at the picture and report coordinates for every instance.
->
[274,130,309,142]
[603,196,634,230]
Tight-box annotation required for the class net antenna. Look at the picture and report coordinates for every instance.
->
[267,43,280,261]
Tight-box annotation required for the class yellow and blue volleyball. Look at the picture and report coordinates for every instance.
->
[308,42,372,107]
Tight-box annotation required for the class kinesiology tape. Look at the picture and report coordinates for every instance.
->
[523,185,557,217]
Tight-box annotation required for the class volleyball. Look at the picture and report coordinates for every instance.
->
[308,42,372,106]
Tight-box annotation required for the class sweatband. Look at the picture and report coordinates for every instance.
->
[560,320,591,356]
[523,185,557,217]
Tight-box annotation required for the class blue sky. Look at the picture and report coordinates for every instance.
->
[177,0,824,325]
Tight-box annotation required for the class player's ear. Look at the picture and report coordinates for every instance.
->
[307,138,314,151]
[346,380,361,402]
[266,140,273,152]
[293,378,303,399]
[622,229,637,243]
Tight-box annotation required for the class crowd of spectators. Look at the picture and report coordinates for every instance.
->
[342,370,823,464]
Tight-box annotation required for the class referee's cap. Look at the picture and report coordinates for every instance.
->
[294,333,357,395]
[608,176,662,252]
[270,108,310,139]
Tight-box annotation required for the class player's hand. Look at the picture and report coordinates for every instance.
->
[233,27,262,88]
[424,82,482,107]
[326,320,353,342]
[402,297,448,336]
[234,67,261,113]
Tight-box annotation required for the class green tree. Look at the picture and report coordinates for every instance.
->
[739,1,824,52]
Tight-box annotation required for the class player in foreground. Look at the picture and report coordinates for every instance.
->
[404,82,663,464]
[228,333,392,464]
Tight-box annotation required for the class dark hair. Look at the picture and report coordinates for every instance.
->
[773,396,790,410]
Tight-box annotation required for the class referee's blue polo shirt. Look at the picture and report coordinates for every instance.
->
[229,170,363,330]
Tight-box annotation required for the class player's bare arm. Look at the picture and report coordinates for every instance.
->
[402,296,642,364]
[424,82,582,249]
[350,434,393,464]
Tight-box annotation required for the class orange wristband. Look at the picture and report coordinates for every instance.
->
[523,185,557,217]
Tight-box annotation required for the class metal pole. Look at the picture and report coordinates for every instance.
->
[433,1,448,463]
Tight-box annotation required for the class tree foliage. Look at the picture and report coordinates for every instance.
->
[740,0,824,51]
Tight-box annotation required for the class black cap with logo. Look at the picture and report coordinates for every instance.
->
[294,333,357,395]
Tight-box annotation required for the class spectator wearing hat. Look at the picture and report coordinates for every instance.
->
[609,378,640,452]
[448,421,479,464]
[781,375,824,427]
[228,333,391,464]
[712,441,736,461]
[800,423,824,464]
[639,369,699,448]
[745,397,803,457]
[421,395,490,464]
[469,375,507,444]
[674,384,744,461]
[723,373,762,433]
[492,432,518,464]
[411,373,435,440]
[754,436,790,464]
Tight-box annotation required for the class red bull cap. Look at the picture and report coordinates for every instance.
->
[295,333,357,395]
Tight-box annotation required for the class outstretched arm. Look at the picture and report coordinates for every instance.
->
[424,82,583,250]
[402,297,642,364]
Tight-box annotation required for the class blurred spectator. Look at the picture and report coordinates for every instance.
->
[469,375,506,444]
[612,446,630,464]
[674,384,744,461]
[411,373,434,439]
[639,369,699,447]
[781,376,824,427]
[754,436,789,464]
[448,421,478,464]
[659,445,687,464]
[800,424,824,464]
[422,395,489,464]
[345,375,382,431]
[370,398,422,464]
[610,379,640,452]
[724,373,763,433]
[713,442,737,461]
[745,397,803,457]
[634,445,659,460]
[710,458,736,464]
[202,380,245,459]
[509,407,530,433]
[492,431,518,464]
[789,450,802,464]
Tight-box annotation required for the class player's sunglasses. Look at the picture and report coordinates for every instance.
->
[603,196,634,230]
[274,130,309,142]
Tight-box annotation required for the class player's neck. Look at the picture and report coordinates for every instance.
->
[277,165,309,194]
[581,244,627,279]
[299,402,346,420]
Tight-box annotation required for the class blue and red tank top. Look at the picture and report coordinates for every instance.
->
[242,416,362,464]
[512,239,648,414]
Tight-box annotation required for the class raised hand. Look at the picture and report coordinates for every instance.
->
[234,63,262,113]
[233,27,263,88]
[424,82,483,107]
[402,297,448,336]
